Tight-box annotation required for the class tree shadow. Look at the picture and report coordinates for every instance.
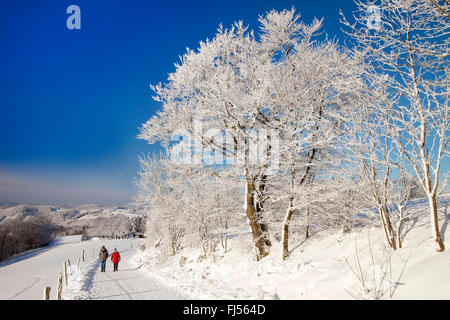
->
[93,276,145,284]
[91,288,164,300]
[289,238,309,255]
[390,250,411,298]
[401,209,427,241]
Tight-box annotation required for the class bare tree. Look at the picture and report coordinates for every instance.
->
[341,0,449,251]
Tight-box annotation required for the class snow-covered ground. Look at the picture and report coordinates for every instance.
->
[0,235,90,299]
[1,195,448,300]
[0,236,186,300]
[134,195,450,300]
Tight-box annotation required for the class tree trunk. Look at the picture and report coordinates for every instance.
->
[305,207,310,239]
[282,166,299,260]
[428,195,445,252]
[396,219,403,249]
[245,177,268,260]
[282,196,294,260]
[342,223,350,234]
[255,175,272,247]
[384,206,397,251]
[379,205,397,250]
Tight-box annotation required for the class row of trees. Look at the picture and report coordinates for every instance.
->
[81,215,147,239]
[0,216,55,262]
[135,155,241,260]
[136,0,448,260]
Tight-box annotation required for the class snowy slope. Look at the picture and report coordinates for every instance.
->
[0,236,99,299]
[1,195,448,300]
[134,194,450,300]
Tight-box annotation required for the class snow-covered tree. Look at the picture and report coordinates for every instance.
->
[139,8,378,260]
[341,0,449,251]
[269,39,370,259]
[138,20,275,259]
[136,153,242,258]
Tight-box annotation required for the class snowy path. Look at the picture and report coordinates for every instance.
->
[69,245,186,300]
[0,237,186,300]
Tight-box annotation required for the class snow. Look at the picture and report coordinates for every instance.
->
[0,237,186,300]
[63,240,188,300]
[50,235,86,246]
[1,195,448,300]
[0,236,99,299]
[76,207,141,220]
[134,195,450,300]
[0,204,143,223]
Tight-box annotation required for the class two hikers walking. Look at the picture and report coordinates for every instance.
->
[98,246,121,272]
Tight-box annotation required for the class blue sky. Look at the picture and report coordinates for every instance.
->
[0,0,364,205]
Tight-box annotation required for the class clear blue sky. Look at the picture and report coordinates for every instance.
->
[0,0,359,205]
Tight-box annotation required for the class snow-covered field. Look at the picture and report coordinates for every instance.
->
[0,235,88,299]
[0,236,186,300]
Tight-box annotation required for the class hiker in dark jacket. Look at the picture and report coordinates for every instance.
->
[98,246,109,272]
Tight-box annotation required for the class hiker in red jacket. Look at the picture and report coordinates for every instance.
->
[111,248,121,272]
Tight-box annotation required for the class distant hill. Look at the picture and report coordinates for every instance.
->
[0,201,20,209]
[0,204,146,238]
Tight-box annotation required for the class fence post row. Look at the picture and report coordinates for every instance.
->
[45,248,90,300]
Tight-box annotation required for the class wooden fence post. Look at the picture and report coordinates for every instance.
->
[57,273,63,300]
[63,262,68,286]
[77,257,81,271]
[82,249,85,262]
[67,259,71,275]
[43,286,51,300]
